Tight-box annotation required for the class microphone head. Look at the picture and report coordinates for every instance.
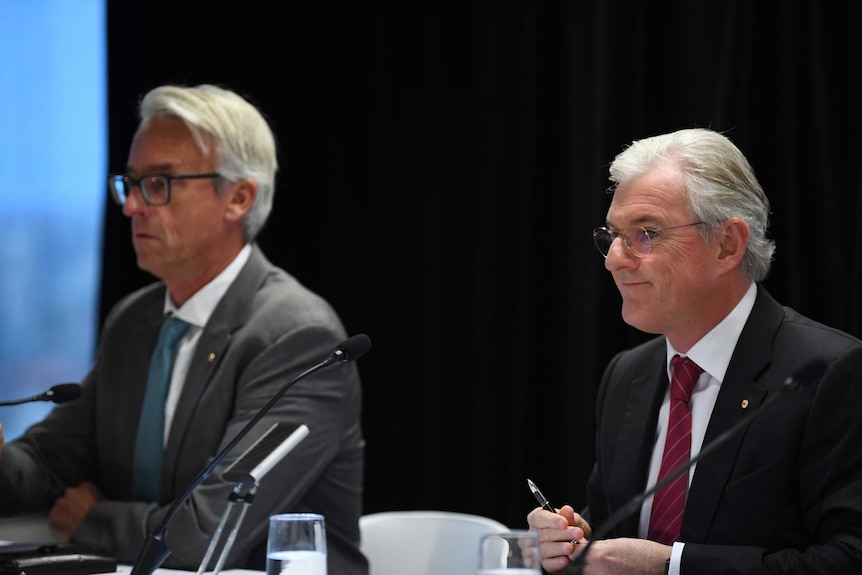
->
[332,334,372,363]
[47,383,82,404]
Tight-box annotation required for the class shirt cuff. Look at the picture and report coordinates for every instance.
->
[667,541,684,575]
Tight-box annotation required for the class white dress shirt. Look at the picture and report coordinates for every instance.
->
[638,282,757,575]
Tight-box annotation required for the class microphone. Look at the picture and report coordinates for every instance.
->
[0,383,82,406]
[130,333,372,575]
[569,357,827,573]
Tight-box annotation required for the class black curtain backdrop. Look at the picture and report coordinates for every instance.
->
[102,2,862,531]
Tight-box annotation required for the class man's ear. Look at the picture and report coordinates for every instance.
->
[717,217,750,271]
[225,179,257,222]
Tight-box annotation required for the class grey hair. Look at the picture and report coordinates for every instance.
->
[138,84,278,242]
[608,128,774,282]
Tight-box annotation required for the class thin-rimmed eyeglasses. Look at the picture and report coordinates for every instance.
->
[592,222,707,258]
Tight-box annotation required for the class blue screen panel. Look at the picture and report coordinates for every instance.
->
[0,0,105,439]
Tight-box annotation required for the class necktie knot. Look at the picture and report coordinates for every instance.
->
[670,355,702,404]
[160,315,191,350]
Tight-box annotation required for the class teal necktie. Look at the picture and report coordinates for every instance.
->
[132,315,191,501]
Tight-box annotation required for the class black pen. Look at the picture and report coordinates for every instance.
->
[527,478,578,545]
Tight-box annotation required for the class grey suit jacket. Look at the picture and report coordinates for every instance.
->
[586,284,862,573]
[0,245,368,575]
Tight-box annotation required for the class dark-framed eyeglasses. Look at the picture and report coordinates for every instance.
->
[592,222,707,258]
[108,172,222,206]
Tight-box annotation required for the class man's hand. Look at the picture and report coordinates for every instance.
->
[526,504,590,573]
[48,481,105,542]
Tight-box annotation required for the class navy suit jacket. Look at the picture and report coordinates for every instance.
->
[586,284,862,573]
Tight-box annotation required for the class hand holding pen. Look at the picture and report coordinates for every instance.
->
[527,478,580,546]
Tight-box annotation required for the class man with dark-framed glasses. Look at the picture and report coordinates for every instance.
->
[0,84,368,574]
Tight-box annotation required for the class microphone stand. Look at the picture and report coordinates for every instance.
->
[569,358,826,574]
[130,334,370,575]
[196,423,310,575]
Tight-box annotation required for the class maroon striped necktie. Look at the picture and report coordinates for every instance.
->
[647,355,703,545]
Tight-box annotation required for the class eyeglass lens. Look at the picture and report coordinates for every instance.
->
[109,175,169,206]
[593,227,651,257]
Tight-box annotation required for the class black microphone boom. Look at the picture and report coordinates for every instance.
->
[130,333,372,575]
[569,357,827,573]
[0,383,82,407]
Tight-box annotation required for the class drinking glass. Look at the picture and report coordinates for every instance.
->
[266,513,327,575]
[478,530,542,574]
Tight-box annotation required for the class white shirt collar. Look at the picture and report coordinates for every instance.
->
[666,281,757,383]
[162,243,253,328]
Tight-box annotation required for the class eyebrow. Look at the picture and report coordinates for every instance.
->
[606,215,664,230]
[124,163,180,175]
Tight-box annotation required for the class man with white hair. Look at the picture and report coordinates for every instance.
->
[0,84,368,575]
[529,128,862,575]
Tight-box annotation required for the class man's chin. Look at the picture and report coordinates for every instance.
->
[134,255,158,277]
[620,305,657,334]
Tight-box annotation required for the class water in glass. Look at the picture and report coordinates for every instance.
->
[266,549,327,575]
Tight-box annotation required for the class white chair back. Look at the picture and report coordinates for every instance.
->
[359,510,509,575]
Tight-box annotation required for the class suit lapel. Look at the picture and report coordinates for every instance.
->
[160,246,273,493]
[681,285,785,541]
[117,292,165,494]
[608,349,667,536]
